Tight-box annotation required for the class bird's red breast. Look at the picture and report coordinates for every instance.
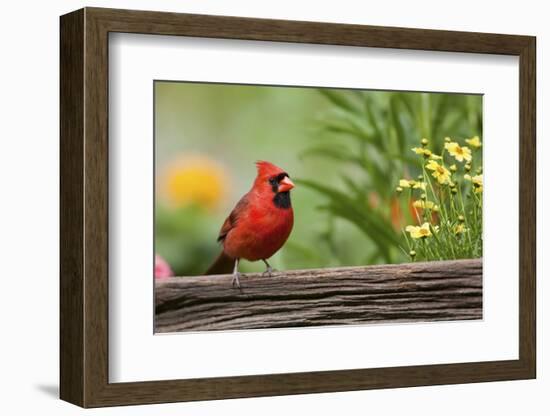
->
[218,161,294,262]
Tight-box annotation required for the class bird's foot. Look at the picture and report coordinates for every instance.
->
[231,272,243,290]
[262,266,277,277]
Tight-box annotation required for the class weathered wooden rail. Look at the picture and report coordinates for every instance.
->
[155,258,482,333]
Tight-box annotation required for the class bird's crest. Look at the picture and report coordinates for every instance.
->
[255,160,285,177]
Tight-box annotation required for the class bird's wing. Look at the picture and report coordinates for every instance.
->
[217,194,249,242]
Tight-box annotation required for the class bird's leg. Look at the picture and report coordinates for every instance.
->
[231,258,242,289]
[262,259,276,277]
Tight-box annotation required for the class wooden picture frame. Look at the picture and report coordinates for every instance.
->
[60,7,536,408]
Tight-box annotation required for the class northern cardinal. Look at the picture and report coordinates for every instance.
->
[205,161,295,288]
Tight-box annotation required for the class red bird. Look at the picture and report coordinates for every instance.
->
[205,161,295,288]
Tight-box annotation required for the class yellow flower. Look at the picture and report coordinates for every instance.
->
[413,200,439,211]
[405,222,433,239]
[445,142,472,162]
[454,223,467,235]
[426,160,451,184]
[465,136,482,148]
[399,179,427,190]
[399,179,410,188]
[160,155,227,209]
[464,173,483,193]
[412,147,442,159]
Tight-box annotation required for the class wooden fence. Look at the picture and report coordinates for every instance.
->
[155,258,482,332]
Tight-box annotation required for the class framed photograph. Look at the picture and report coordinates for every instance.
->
[60,7,536,407]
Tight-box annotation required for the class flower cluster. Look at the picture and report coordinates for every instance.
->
[396,135,483,261]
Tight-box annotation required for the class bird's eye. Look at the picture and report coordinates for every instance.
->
[269,177,278,186]
[276,173,289,182]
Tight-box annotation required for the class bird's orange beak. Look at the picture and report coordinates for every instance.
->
[278,176,295,193]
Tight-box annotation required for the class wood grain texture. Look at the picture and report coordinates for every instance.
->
[59,7,536,407]
[83,7,110,406]
[90,7,532,55]
[518,37,537,375]
[59,9,84,406]
[155,259,482,332]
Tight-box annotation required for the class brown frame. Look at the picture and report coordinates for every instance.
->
[60,7,536,408]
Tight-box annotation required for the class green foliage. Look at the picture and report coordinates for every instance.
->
[295,178,400,263]
[155,204,222,276]
[298,89,482,264]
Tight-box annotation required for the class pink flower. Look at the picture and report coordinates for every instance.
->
[155,254,173,279]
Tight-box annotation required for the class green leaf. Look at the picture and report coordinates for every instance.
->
[316,120,373,145]
[389,95,408,153]
[363,95,383,144]
[299,145,364,166]
[340,174,367,200]
[296,178,401,263]
[318,89,360,114]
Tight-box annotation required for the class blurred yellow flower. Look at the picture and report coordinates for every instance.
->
[405,222,432,239]
[412,147,442,159]
[464,173,483,193]
[399,179,427,190]
[465,136,482,148]
[445,142,472,162]
[426,160,451,184]
[413,200,439,211]
[160,155,227,209]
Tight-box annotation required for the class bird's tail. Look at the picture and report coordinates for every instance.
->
[205,251,235,275]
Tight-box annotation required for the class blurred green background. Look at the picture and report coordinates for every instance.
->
[155,81,482,276]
